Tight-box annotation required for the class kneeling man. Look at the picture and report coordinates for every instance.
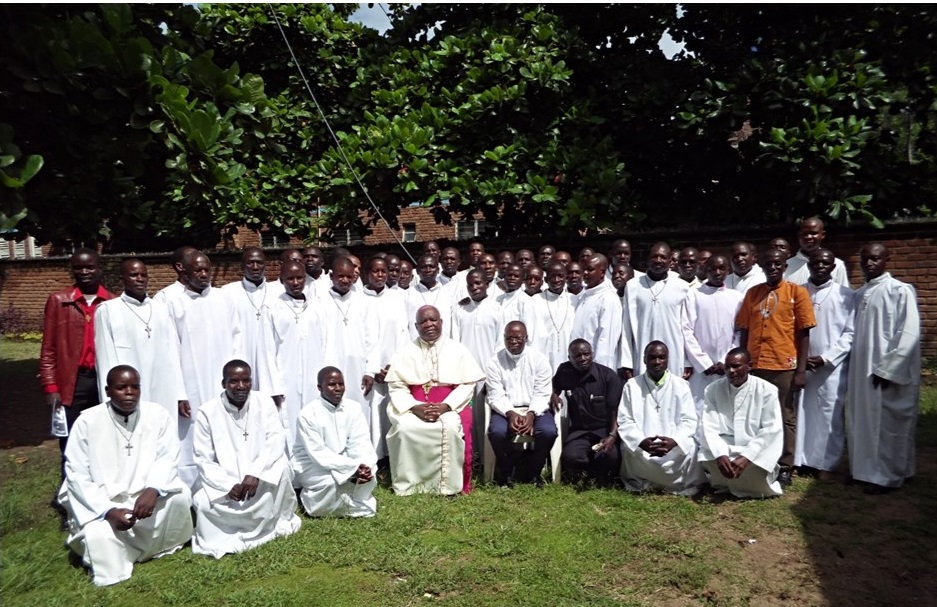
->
[618,341,704,496]
[699,348,784,498]
[292,367,378,517]
[192,360,300,558]
[485,321,558,486]
[60,365,192,586]
[385,305,485,495]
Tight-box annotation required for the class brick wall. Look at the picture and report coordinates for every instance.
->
[2,218,935,359]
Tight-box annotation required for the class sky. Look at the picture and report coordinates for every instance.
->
[347,3,686,58]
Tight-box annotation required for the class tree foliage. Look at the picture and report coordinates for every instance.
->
[1,4,934,251]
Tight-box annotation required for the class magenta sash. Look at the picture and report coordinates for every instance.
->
[408,384,474,494]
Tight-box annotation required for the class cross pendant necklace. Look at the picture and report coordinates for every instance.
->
[644,375,663,412]
[245,284,267,321]
[332,296,351,326]
[121,297,153,339]
[289,297,308,324]
[648,277,667,305]
[125,442,134,455]
[107,406,137,457]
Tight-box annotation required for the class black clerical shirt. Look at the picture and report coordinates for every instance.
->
[552,362,623,434]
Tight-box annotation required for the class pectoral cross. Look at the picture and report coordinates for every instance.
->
[144,325,152,338]
[125,442,134,456]
[343,318,349,326]
[256,310,262,320]
[242,429,249,441]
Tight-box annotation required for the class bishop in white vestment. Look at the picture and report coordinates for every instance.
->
[192,361,300,558]
[618,342,704,495]
[847,244,921,492]
[60,366,192,587]
[700,349,784,498]
[292,367,378,517]
[386,306,485,496]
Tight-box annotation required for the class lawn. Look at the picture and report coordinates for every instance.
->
[2,341,935,606]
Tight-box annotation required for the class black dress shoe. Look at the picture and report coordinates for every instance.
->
[862,483,895,495]
[778,469,793,487]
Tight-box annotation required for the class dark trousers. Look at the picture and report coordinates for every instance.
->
[752,368,796,470]
[59,368,100,479]
[561,429,621,485]
[488,412,558,483]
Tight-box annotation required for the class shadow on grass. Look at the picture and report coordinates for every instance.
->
[0,357,48,447]
[791,395,937,605]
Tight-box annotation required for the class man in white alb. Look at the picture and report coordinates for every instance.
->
[59,365,192,586]
[570,254,622,369]
[404,254,454,339]
[94,259,186,428]
[725,242,766,294]
[531,262,575,370]
[681,254,742,412]
[794,248,854,479]
[847,243,920,494]
[221,247,279,394]
[783,217,851,287]
[292,367,378,517]
[165,251,245,488]
[699,348,783,498]
[261,261,324,447]
[621,242,691,381]
[618,342,703,495]
[192,360,300,558]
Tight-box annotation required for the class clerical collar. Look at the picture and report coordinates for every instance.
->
[222,392,250,415]
[867,272,890,285]
[121,292,149,305]
[418,337,441,349]
[728,379,748,394]
[184,285,211,298]
[242,277,266,291]
[505,349,525,363]
[108,402,138,425]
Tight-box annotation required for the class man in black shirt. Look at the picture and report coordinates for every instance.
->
[552,339,624,486]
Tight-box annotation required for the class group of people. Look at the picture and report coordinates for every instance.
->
[39,216,921,586]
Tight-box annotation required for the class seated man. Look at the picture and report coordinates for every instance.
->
[699,348,784,498]
[59,365,192,587]
[192,360,301,558]
[485,321,558,486]
[385,305,485,495]
[552,339,623,486]
[618,341,704,496]
[292,367,378,517]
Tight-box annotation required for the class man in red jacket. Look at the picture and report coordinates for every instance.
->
[40,248,115,478]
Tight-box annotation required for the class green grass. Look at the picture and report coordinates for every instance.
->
[2,340,935,606]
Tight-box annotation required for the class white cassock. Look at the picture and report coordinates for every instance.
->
[362,286,410,458]
[260,293,326,450]
[571,282,623,369]
[847,273,921,488]
[494,288,536,338]
[94,294,187,428]
[385,336,485,495]
[304,273,331,301]
[450,295,503,462]
[784,251,850,288]
[59,402,193,587]
[404,282,454,339]
[700,376,784,498]
[530,290,575,370]
[440,270,469,302]
[152,280,184,305]
[681,284,742,413]
[321,288,382,443]
[617,372,704,495]
[192,392,300,558]
[725,266,766,294]
[166,285,245,488]
[291,396,378,517]
[622,275,690,377]
[221,278,279,393]
[794,280,855,471]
